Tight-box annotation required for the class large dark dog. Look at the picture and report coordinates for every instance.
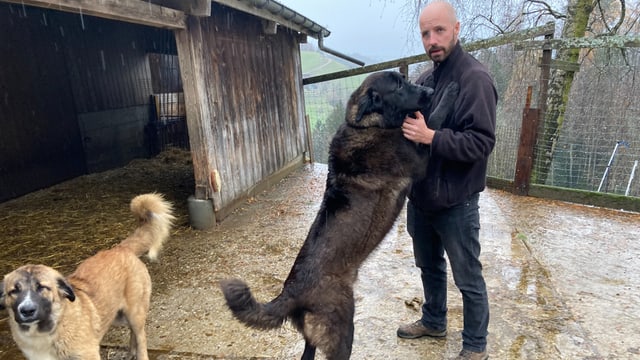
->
[220,71,458,359]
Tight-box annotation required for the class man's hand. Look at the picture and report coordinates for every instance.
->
[402,111,435,145]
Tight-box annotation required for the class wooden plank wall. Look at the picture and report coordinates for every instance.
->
[188,4,306,211]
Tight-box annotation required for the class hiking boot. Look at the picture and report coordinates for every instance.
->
[396,320,447,339]
[453,349,489,360]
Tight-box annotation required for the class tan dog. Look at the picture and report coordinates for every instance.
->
[0,193,175,360]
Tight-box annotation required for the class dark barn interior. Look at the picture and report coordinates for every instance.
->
[0,3,187,202]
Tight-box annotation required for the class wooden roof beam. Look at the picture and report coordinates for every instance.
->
[151,0,210,17]
[1,0,187,29]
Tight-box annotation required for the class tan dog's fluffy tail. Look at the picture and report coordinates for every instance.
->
[119,193,175,260]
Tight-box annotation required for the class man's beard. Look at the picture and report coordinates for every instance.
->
[430,37,456,63]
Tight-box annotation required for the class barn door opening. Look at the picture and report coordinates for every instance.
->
[147,52,189,153]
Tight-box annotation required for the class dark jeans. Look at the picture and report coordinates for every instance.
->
[407,193,489,353]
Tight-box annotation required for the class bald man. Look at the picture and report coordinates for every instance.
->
[398,1,497,359]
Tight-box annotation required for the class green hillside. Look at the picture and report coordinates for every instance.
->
[301,50,351,76]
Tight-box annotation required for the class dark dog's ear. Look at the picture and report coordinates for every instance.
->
[424,86,435,96]
[355,89,383,122]
[421,73,435,89]
[0,281,5,310]
[57,278,76,302]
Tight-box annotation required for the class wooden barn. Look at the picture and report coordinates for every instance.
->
[0,0,356,227]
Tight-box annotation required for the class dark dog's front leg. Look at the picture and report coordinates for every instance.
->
[428,81,459,130]
[301,341,316,360]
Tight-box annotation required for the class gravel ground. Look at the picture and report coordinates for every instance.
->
[2,152,639,359]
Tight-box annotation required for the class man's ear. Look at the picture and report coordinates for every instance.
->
[355,90,382,122]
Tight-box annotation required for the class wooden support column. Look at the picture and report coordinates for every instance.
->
[174,16,220,228]
[399,62,409,78]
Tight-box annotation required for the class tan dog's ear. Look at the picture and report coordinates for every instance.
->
[57,278,76,302]
[0,280,5,310]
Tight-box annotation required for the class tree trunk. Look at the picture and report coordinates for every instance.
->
[532,0,595,184]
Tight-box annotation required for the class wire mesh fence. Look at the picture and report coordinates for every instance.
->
[548,51,640,196]
[302,43,640,199]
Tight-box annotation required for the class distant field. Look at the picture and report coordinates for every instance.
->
[301,51,351,76]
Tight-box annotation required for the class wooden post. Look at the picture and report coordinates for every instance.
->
[304,114,315,164]
[513,86,539,195]
[174,17,218,228]
[175,18,215,201]
[537,32,553,122]
[518,26,553,194]
[529,31,554,186]
[399,62,409,78]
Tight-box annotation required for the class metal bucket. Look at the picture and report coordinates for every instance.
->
[187,195,215,230]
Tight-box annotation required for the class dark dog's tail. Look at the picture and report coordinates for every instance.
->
[118,193,175,260]
[220,278,292,330]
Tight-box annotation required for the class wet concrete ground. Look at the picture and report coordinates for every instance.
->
[1,160,640,359]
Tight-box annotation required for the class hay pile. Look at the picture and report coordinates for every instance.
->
[0,148,195,274]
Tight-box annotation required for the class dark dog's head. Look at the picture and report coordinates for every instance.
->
[1,265,75,333]
[346,71,433,128]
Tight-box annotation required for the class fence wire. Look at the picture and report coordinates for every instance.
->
[303,45,640,198]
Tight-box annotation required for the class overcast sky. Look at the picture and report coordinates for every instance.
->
[277,0,425,63]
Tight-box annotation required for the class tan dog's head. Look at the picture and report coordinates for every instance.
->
[346,71,434,128]
[0,265,75,333]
